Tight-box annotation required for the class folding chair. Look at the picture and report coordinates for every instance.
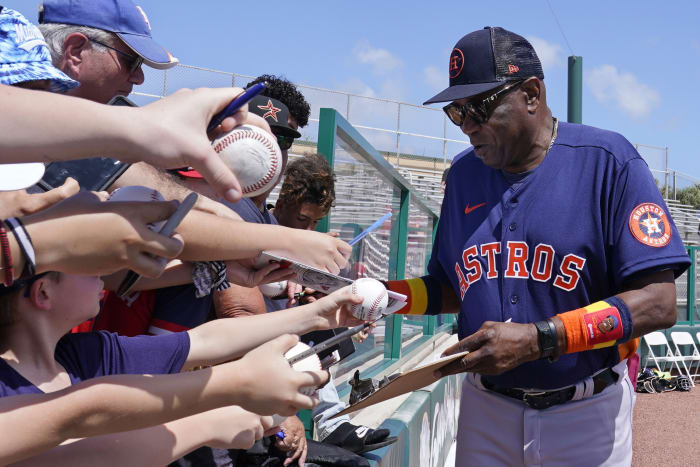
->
[642,332,687,381]
[670,332,700,386]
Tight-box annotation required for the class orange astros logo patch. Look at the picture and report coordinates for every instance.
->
[628,202,671,247]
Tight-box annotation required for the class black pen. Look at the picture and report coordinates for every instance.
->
[287,316,382,366]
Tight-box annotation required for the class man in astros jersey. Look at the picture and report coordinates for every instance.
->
[386,26,689,466]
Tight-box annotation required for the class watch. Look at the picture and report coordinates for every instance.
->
[534,319,559,362]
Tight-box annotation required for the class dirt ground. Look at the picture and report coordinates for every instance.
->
[632,388,700,466]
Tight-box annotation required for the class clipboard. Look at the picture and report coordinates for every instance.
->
[332,350,469,417]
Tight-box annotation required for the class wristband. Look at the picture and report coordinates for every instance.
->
[556,297,633,354]
[386,276,442,315]
[192,261,230,298]
[5,217,35,278]
[534,319,559,361]
[0,222,14,287]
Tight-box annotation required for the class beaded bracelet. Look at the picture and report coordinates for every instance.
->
[0,221,14,286]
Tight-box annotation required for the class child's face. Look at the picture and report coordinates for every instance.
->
[51,274,104,323]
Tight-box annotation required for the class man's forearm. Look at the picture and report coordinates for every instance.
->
[186,306,320,368]
[9,416,209,467]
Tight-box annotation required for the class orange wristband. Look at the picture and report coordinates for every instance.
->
[556,301,624,353]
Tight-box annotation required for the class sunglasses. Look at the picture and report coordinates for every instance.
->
[88,38,144,74]
[276,134,295,151]
[443,80,524,126]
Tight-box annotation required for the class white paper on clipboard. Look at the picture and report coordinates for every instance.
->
[256,252,407,314]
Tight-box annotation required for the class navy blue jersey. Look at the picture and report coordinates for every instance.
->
[428,121,690,389]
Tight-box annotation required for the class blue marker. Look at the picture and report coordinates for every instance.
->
[276,431,285,440]
[207,82,266,132]
[349,212,392,246]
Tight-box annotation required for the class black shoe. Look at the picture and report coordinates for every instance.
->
[323,422,397,454]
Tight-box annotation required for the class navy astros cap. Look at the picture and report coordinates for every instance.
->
[423,26,544,105]
[248,95,302,138]
[39,0,178,70]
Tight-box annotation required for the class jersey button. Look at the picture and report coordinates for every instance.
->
[508,222,517,231]
[510,295,519,304]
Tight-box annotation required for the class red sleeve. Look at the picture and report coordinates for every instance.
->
[90,290,156,337]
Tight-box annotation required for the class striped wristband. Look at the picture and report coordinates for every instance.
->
[5,217,35,278]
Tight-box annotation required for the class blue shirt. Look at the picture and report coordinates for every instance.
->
[428,121,690,389]
[0,331,189,397]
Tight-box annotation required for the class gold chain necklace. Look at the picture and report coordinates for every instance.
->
[547,117,559,153]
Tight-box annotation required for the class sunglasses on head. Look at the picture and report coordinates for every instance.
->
[88,38,144,74]
[275,134,295,151]
[443,80,524,126]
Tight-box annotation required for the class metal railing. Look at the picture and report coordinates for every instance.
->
[134,63,684,180]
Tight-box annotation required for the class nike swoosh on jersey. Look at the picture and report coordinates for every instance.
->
[464,202,486,215]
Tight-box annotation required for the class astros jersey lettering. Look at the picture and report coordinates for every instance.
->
[428,121,690,389]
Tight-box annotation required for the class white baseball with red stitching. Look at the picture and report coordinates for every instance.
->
[284,342,321,397]
[350,278,388,320]
[213,125,283,198]
[259,280,288,297]
[108,185,166,231]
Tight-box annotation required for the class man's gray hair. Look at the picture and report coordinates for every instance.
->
[39,23,118,65]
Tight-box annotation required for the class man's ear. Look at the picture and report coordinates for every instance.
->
[61,32,91,78]
[28,278,53,311]
[521,78,543,114]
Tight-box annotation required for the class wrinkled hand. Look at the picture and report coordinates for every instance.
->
[274,416,307,466]
[0,177,79,218]
[225,260,296,288]
[203,406,274,450]
[274,230,351,275]
[236,334,329,416]
[310,286,366,329]
[437,321,540,377]
[24,191,183,278]
[131,88,271,202]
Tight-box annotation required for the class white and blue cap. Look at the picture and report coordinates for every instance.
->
[39,0,178,69]
[0,7,79,92]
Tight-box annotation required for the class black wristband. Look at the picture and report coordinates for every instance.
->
[534,319,559,362]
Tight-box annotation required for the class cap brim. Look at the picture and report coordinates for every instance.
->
[175,168,203,179]
[118,33,179,70]
[0,61,80,93]
[272,125,302,139]
[0,163,45,191]
[423,81,503,105]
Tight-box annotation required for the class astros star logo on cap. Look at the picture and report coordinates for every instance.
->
[449,48,464,79]
[257,99,281,122]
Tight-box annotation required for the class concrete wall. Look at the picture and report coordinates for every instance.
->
[363,374,465,467]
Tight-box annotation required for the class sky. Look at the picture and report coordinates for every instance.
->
[13,0,700,186]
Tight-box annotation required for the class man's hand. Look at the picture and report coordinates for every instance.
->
[24,191,183,277]
[437,321,540,377]
[202,406,275,450]
[0,177,79,218]
[131,87,272,202]
[274,230,352,275]
[235,334,329,416]
[225,260,296,288]
[308,286,366,329]
[274,416,307,466]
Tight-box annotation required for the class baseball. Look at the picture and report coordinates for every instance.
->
[350,278,388,321]
[284,341,321,397]
[212,125,283,197]
[259,280,288,297]
[108,186,166,231]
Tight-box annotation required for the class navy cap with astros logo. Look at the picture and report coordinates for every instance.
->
[423,26,544,105]
[247,95,301,138]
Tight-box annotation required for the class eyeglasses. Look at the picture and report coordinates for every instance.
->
[88,38,143,74]
[276,134,295,151]
[443,80,524,126]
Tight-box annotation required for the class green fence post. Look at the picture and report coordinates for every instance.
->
[315,108,337,234]
[385,188,410,359]
[688,247,696,324]
[567,56,583,124]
